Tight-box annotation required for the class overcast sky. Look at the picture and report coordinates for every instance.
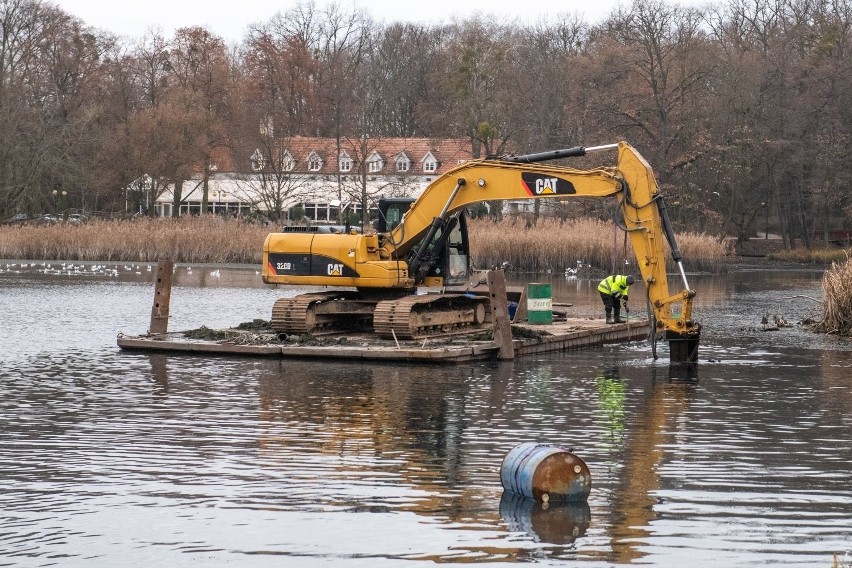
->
[54,0,633,43]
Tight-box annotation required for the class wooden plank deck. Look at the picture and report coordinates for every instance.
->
[116,317,651,364]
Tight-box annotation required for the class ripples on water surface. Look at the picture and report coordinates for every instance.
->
[1,263,850,567]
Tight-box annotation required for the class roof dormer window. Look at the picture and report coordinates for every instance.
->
[395,153,410,172]
[307,151,323,172]
[422,152,438,173]
[339,151,352,173]
[279,150,295,172]
[250,148,266,171]
[367,151,384,173]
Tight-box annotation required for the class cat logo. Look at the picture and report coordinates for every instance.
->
[535,177,559,195]
[327,263,345,276]
[521,172,576,196]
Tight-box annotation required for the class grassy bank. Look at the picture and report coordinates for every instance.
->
[0,215,727,269]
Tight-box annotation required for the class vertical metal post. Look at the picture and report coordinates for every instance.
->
[487,269,514,360]
[149,260,174,335]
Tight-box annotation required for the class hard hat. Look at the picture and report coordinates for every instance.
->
[626,275,635,285]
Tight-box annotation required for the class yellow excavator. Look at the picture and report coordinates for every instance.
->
[262,141,701,362]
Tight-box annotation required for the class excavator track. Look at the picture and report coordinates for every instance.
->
[271,291,374,335]
[373,294,491,340]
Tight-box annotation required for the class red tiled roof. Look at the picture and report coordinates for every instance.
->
[271,136,473,175]
[209,146,237,172]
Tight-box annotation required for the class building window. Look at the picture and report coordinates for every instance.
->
[308,152,323,172]
[396,155,410,172]
[299,202,341,222]
[259,116,273,137]
[367,151,383,173]
[250,149,266,171]
[422,152,438,173]
[339,152,352,173]
[279,150,295,172]
[302,202,319,221]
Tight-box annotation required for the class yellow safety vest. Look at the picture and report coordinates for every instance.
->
[598,275,630,298]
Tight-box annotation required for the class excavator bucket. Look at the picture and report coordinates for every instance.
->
[667,331,700,363]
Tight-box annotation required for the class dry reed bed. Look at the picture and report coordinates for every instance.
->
[0,217,270,264]
[0,216,727,270]
[810,254,852,335]
[769,247,850,264]
[468,217,726,273]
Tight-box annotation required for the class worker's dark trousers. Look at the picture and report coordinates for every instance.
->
[600,292,621,322]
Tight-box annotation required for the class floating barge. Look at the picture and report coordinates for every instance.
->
[117,318,650,364]
[116,261,649,364]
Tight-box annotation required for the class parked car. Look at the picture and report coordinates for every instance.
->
[2,213,29,224]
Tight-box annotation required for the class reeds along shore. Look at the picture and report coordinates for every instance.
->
[810,254,852,335]
[467,217,726,273]
[0,217,270,264]
[0,215,727,269]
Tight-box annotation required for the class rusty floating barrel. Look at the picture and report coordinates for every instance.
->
[500,442,591,502]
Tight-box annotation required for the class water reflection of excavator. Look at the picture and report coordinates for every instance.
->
[262,141,700,361]
[604,368,697,564]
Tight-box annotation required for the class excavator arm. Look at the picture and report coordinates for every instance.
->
[381,141,700,359]
[386,150,622,259]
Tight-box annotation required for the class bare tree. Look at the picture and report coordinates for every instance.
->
[439,19,514,157]
[368,22,439,137]
[134,31,171,108]
[594,0,713,170]
[243,140,313,222]
[506,14,591,151]
[124,89,207,216]
[4,0,852,245]
[0,0,111,217]
[166,26,234,215]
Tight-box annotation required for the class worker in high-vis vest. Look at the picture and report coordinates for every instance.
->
[598,274,635,324]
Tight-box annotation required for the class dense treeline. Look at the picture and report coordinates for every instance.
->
[2,0,851,248]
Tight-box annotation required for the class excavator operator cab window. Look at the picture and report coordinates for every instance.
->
[446,217,469,281]
[385,207,401,231]
[377,197,415,233]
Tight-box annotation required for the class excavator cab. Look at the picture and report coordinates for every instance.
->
[376,197,472,287]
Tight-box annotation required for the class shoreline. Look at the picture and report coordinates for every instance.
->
[0,256,831,274]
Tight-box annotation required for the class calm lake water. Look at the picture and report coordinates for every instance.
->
[1,261,850,567]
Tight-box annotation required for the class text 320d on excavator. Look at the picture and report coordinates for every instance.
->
[262,141,701,363]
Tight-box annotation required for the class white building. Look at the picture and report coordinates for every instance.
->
[153,137,474,223]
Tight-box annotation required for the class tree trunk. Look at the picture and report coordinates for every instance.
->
[171,180,183,218]
[202,160,211,214]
